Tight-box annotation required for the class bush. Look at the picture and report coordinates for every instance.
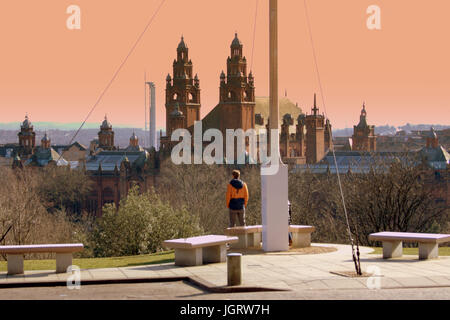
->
[89,186,202,257]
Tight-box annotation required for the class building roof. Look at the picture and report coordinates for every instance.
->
[177,36,187,51]
[53,141,87,153]
[294,146,449,174]
[85,150,148,174]
[200,97,302,135]
[356,104,369,128]
[419,145,450,169]
[41,132,50,142]
[231,33,242,47]
[25,147,68,167]
[101,115,112,129]
[21,115,32,129]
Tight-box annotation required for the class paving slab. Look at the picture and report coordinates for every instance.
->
[0,243,449,300]
[393,276,442,287]
[321,278,368,289]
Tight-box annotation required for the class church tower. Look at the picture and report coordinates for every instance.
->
[296,114,306,157]
[18,114,36,156]
[426,127,439,148]
[352,103,376,152]
[165,36,201,137]
[129,132,139,148]
[41,132,51,149]
[98,115,115,150]
[305,94,325,164]
[219,33,255,134]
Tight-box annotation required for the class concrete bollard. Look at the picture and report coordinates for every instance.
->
[227,253,242,286]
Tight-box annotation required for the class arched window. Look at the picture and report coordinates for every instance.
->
[228,91,236,100]
[188,92,194,102]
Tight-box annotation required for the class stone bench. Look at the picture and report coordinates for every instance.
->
[163,235,238,266]
[0,243,84,275]
[289,225,315,248]
[368,232,450,260]
[224,225,262,249]
[224,225,316,249]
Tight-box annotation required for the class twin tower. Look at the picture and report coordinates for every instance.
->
[160,34,255,149]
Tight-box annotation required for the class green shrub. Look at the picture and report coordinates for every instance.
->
[89,186,202,257]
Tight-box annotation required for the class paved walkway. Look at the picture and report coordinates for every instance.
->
[1,244,449,298]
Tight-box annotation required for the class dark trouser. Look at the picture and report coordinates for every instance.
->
[229,208,246,227]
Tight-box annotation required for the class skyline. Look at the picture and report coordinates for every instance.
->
[0,0,449,130]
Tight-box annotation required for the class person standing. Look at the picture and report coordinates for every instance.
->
[226,170,249,227]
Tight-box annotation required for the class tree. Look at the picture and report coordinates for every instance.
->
[344,159,448,245]
[0,167,82,258]
[36,166,92,214]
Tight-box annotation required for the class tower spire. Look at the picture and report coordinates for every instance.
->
[312,93,319,115]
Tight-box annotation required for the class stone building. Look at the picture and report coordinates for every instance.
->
[160,37,201,151]
[84,120,158,216]
[98,115,117,151]
[280,94,332,164]
[218,33,255,134]
[0,116,69,167]
[158,34,330,165]
[352,103,376,152]
[17,115,36,157]
[25,132,69,167]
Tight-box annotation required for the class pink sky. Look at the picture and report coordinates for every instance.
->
[0,0,449,130]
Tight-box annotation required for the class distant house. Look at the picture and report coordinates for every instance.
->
[83,118,158,216]
[0,116,71,168]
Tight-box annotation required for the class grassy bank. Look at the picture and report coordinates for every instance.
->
[371,247,450,256]
[0,251,175,272]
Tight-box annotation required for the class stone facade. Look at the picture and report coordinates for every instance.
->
[160,37,201,151]
[218,33,255,134]
[85,121,158,216]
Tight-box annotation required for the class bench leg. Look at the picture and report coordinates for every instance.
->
[174,248,202,266]
[419,243,438,260]
[248,232,262,248]
[383,241,403,259]
[230,234,248,249]
[56,253,73,273]
[7,254,24,275]
[203,245,226,264]
[292,233,311,248]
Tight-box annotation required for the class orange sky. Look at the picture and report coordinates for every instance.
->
[0,0,449,130]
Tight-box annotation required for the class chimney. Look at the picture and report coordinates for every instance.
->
[146,82,157,150]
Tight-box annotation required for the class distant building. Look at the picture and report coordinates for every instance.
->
[160,37,201,151]
[157,35,330,165]
[0,116,69,168]
[279,94,332,165]
[25,132,69,167]
[84,120,158,216]
[217,33,255,135]
[296,127,450,207]
[52,142,87,169]
[352,103,376,152]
